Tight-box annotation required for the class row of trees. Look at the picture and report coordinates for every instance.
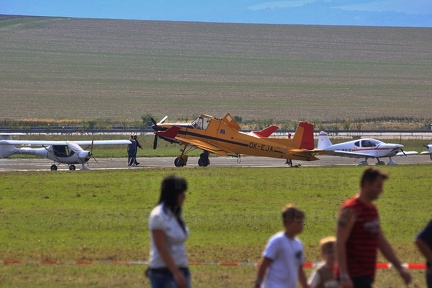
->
[1,115,431,131]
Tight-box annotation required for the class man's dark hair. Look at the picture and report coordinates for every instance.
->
[158,175,188,215]
[360,167,389,187]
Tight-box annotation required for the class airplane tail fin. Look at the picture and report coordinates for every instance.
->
[0,134,18,158]
[292,122,315,150]
[317,131,332,149]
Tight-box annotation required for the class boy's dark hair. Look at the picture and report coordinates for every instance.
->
[158,175,188,215]
[281,204,305,224]
[360,167,389,187]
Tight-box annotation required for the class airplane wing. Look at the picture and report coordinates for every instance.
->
[0,140,68,146]
[421,151,432,155]
[286,149,326,161]
[75,140,131,145]
[175,136,231,156]
[0,140,131,146]
[395,151,418,156]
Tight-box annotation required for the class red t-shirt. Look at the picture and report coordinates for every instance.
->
[341,196,380,280]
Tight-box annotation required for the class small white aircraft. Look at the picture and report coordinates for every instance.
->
[0,133,131,170]
[317,131,418,166]
[420,144,432,160]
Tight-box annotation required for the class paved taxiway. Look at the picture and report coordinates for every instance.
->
[0,155,430,171]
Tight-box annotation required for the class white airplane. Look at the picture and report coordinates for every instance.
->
[0,133,131,170]
[317,131,418,166]
[420,144,432,160]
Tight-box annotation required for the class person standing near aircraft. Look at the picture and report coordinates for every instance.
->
[415,220,432,287]
[285,133,293,166]
[147,175,190,288]
[127,135,137,166]
[336,168,411,288]
[133,134,142,165]
[254,205,309,288]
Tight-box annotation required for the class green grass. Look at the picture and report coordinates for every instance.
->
[0,166,431,287]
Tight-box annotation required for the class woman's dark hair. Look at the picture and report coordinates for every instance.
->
[158,175,188,215]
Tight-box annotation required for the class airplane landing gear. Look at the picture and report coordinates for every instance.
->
[50,165,57,171]
[69,165,76,171]
[357,160,369,166]
[387,158,397,165]
[198,151,210,167]
[376,158,386,165]
[174,155,188,167]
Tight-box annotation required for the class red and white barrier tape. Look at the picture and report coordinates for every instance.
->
[1,260,427,269]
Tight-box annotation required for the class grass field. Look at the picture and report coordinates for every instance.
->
[0,15,431,122]
[0,166,431,287]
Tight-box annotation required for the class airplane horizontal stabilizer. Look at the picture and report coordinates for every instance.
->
[155,126,180,139]
[396,151,418,156]
[251,125,278,138]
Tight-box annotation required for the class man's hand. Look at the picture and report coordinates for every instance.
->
[340,277,353,288]
[397,267,411,285]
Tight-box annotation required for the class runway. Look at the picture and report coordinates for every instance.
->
[0,155,430,171]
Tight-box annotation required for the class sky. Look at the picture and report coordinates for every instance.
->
[0,0,431,27]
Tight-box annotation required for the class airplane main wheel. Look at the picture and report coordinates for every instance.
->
[50,165,58,171]
[69,165,76,171]
[174,157,186,167]
[198,158,210,167]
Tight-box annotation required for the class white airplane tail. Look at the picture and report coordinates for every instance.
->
[317,131,332,149]
[0,134,21,158]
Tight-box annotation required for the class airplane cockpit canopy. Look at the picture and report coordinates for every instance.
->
[52,145,75,158]
[191,116,211,130]
[361,139,381,147]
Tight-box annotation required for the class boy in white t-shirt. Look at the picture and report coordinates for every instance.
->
[254,205,310,288]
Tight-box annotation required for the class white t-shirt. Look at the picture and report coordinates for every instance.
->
[148,204,189,268]
[262,231,305,288]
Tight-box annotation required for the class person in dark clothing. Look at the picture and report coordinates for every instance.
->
[133,135,143,165]
[128,135,137,166]
[415,220,432,287]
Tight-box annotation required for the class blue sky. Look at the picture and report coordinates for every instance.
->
[0,0,431,27]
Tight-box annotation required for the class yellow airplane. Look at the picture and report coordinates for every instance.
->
[151,113,323,167]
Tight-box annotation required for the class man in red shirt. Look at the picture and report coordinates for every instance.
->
[336,167,411,288]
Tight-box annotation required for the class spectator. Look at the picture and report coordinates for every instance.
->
[336,167,411,288]
[147,175,191,288]
[254,204,309,288]
[415,219,432,287]
[308,236,338,288]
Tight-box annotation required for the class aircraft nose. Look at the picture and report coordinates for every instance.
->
[79,151,91,162]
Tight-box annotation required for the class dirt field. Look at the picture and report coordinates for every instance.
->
[0,15,431,121]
